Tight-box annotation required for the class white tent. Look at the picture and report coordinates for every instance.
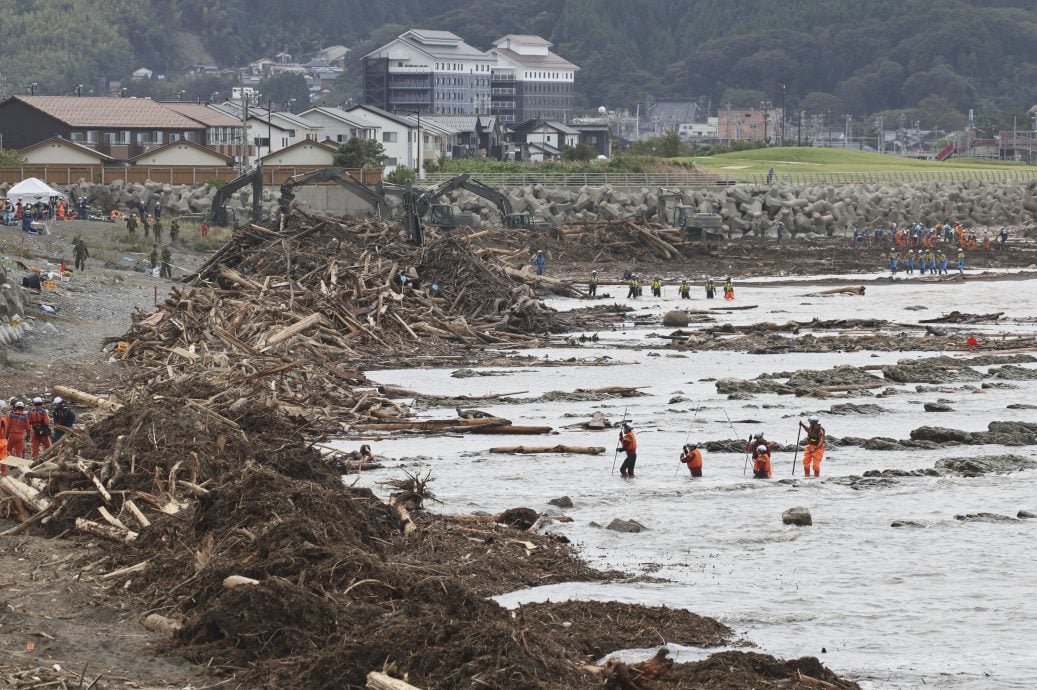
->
[4,177,66,203]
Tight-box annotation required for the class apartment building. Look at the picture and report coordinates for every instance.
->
[488,35,578,124]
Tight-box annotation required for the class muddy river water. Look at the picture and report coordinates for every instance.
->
[341,274,1037,689]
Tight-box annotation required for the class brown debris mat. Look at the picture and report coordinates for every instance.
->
[101,210,564,433]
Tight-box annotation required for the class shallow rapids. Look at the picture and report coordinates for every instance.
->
[341,275,1037,689]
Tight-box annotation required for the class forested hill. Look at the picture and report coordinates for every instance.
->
[2,0,1037,116]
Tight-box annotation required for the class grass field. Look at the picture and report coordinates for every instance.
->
[678,147,1027,177]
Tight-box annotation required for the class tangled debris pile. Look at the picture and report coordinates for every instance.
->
[103,211,566,431]
[0,378,856,689]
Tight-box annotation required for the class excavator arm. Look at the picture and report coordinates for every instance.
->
[278,167,393,221]
[210,165,265,226]
[414,173,513,222]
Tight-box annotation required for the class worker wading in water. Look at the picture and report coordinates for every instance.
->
[617,422,637,478]
[723,276,735,300]
[752,444,772,479]
[680,442,703,477]
[705,276,716,299]
[799,415,826,477]
[588,270,597,296]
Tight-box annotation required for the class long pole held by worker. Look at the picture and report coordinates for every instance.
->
[792,420,803,476]
[675,403,704,478]
[611,405,628,476]
[722,409,750,476]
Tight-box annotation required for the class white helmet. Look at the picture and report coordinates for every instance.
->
[53,397,64,404]
[756,444,768,453]
[808,415,820,423]
[688,441,698,449]
[14,401,25,409]
[622,421,633,430]
[32,396,43,404]
[754,432,764,439]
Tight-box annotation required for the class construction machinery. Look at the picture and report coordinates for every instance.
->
[210,164,266,226]
[656,187,723,240]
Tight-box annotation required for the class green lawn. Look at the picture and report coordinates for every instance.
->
[679,147,1025,177]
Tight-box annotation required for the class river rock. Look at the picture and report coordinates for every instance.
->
[909,426,974,444]
[822,403,887,415]
[782,507,813,526]
[662,310,690,327]
[1006,403,1037,409]
[1017,510,1036,519]
[548,496,574,509]
[862,437,902,451]
[607,518,647,533]
[924,402,954,412]
[975,420,1037,446]
[935,454,1037,476]
[863,468,941,477]
[954,513,1019,523]
[883,361,982,384]
[890,520,927,528]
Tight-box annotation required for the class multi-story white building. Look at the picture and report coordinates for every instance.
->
[362,30,578,124]
[362,29,494,117]
[488,35,578,124]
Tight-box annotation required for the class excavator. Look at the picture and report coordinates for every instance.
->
[656,187,723,240]
[211,166,549,246]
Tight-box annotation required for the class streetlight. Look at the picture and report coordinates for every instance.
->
[27,82,38,95]
[760,100,772,143]
[75,84,83,97]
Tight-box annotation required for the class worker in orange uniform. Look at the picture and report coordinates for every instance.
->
[752,445,772,479]
[680,442,703,477]
[7,401,31,459]
[745,431,778,459]
[617,422,637,478]
[799,415,826,477]
[28,397,52,458]
[0,402,8,476]
[723,276,735,300]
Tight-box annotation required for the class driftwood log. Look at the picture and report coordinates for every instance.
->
[488,445,605,455]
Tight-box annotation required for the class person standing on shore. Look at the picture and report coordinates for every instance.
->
[587,270,597,296]
[617,422,637,478]
[126,214,137,233]
[28,397,52,458]
[799,415,826,477]
[680,442,703,477]
[73,237,89,271]
[0,402,8,475]
[957,250,966,275]
[160,245,173,279]
[52,397,76,443]
[170,217,180,244]
[153,218,163,244]
[533,250,545,276]
[7,401,30,459]
[999,226,1008,249]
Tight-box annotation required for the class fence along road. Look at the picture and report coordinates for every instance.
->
[422,168,1037,188]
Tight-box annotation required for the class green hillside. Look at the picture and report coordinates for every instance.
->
[1,0,1037,124]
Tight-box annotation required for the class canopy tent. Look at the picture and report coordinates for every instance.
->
[4,177,66,204]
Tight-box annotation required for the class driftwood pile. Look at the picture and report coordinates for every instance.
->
[104,211,563,432]
[552,220,696,261]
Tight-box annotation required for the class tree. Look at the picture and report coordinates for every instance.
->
[385,166,416,185]
[916,96,966,132]
[626,132,682,158]
[258,72,310,112]
[0,150,25,166]
[334,138,386,168]
[563,143,597,162]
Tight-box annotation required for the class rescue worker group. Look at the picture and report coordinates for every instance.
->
[0,396,76,474]
[615,416,826,480]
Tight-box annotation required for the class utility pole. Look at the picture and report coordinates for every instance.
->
[876,115,884,154]
[779,83,786,144]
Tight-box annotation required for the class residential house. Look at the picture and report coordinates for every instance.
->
[347,104,458,171]
[214,101,324,160]
[489,35,578,124]
[570,124,611,158]
[509,119,579,161]
[0,96,210,161]
[131,67,154,81]
[258,139,338,167]
[298,106,379,144]
[160,102,247,161]
[18,136,114,166]
[423,114,504,158]
[130,139,234,167]
[314,45,350,69]
[362,29,494,116]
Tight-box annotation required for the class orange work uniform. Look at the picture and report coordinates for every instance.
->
[681,448,703,477]
[0,416,8,476]
[618,429,637,478]
[753,453,772,479]
[28,406,52,458]
[7,410,31,459]
[800,421,826,477]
